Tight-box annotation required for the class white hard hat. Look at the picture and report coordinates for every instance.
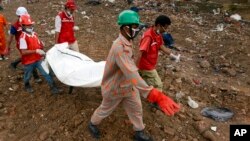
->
[16,7,28,16]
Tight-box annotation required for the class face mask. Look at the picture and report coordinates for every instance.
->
[157,25,168,34]
[163,31,168,34]
[156,29,160,34]
[66,10,72,16]
[25,27,33,33]
[125,26,140,39]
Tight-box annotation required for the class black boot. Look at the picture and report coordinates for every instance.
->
[134,130,153,141]
[9,58,21,70]
[88,122,100,139]
[50,83,63,95]
[32,69,42,83]
[25,83,34,93]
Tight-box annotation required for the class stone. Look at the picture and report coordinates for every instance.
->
[73,115,84,127]
[173,66,181,72]
[170,135,179,141]
[227,69,237,76]
[180,133,187,139]
[175,78,182,83]
[202,130,216,141]
[177,114,186,120]
[221,68,236,76]
[193,78,201,85]
[187,135,193,140]
[199,60,210,68]
[155,110,164,116]
[193,121,207,133]
[193,115,203,121]
[11,84,19,92]
[241,109,246,115]
[247,81,250,85]
[0,102,3,109]
[177,126,183,133]
[164,126,175,136]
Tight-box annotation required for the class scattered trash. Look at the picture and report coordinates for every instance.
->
[45,30,56,35]
[81,11,86,15]
[108,0,115,3]
[165,64,174,69]
[210,126,217,132]
[175,54,181,62]
[211,24,224,32]
[9,87,14,91]
[83,16,90,20]
[193,78,201,85]
[130,6,143,13]
[212,8,220,15]
[127,0,133,5]
[73,26,79,31]
[230,14,242,21]
[176,91,185,102]
[50,29,55,34]
[185,37,194,43]
[85,0,101,5]
[201,107,234,122]
[193,16,203,25]
[187,96,199,109]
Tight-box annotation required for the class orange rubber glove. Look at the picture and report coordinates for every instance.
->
[147,88,180,116]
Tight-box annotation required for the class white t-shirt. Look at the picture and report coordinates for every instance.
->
[19,32,36,50]
[55,15,61,32]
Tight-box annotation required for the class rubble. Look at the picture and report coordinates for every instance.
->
[0,0,249,140]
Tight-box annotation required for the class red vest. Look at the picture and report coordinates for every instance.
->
[138,27,163,70]
[12,20,23,49]
[57,11,76,44]
[20,32,42,65]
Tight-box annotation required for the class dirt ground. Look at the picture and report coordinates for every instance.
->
[0,0,249,141]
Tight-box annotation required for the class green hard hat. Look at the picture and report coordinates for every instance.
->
[117,10,140,25]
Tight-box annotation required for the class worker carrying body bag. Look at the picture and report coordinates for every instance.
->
[41,43,105,87]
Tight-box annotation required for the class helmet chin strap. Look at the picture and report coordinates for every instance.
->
[124,25,134,40]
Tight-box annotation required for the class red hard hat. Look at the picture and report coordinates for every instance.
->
[19,14,34,25]
[65,0,77,10]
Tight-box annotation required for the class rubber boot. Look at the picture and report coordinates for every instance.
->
[134,130,153,141]
[9,58,21,70]
[25,82,34,93]
[33,69,42,83]
[50,83,63,95]
[88,122,100,139]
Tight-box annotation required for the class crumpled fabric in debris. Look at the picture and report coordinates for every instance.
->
[201,107,234,122]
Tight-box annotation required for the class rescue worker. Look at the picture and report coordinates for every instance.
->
[137,15,180,92]
[55,0,79,52]
[0,8,7,60]
[7,7,42,83]
[88,10,180,141]
[19,14,61,94]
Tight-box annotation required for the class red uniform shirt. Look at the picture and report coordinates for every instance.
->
[138,27,163,70]
[57,11,76,44]
[19,32,43,65]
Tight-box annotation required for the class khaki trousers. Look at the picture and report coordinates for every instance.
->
[139,69,163,92]
[91,89,145,131]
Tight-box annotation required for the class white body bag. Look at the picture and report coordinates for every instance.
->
[43,43,105,87]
